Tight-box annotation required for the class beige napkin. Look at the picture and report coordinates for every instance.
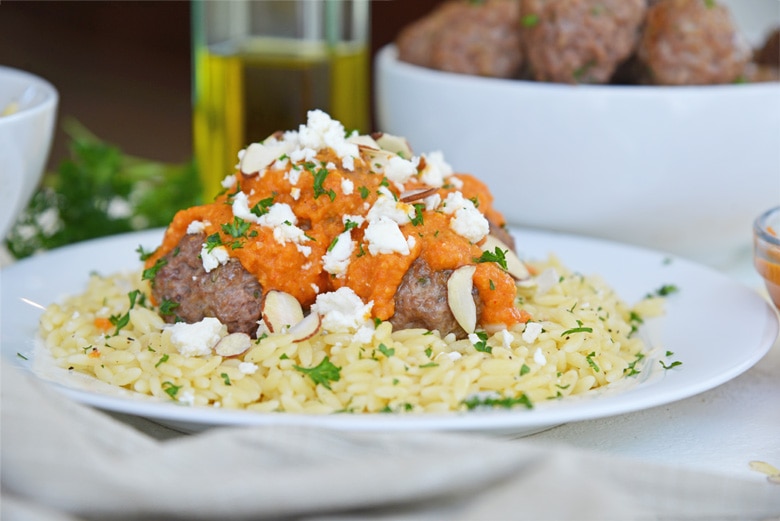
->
[2,362,778,521]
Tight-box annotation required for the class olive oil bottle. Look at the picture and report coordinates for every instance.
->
[192,1,370,199]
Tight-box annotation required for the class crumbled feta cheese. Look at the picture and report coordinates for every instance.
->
[384,155,417,186]
[341,177,354,195]
[322,230,354,277]
[442,192,489,243]
[290,187,301,200]
[178,388,195,406]
[419,151,452,187]
[364,216,410,255]
[423,193,441,211]
[311,287,373,332]
[501,329,514,349]
[522,322,543,343]
[169,317,226,357]
[533,347,547,365]
[437,351,462,362]
[186,220,208,234]
[297,109,359,166]
[231,192,256,223]
[352,325,375,344]
[221,174,237,189]
[239,362,259,375]
[200,244,229,273]
[287,168,302,186]
[468,333,481,346]
[366,194,414,225]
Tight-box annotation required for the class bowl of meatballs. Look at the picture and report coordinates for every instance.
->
[375,0,780,270]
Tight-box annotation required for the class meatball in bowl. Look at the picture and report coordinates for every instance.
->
[376,0,780,269]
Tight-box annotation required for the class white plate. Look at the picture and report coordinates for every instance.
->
[2,228,777,435]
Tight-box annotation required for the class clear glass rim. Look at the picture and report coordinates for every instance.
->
[755,206,780,247]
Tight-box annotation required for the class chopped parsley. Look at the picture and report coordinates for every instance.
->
[221,216,251,238]
[585,352,600,372]
[221,372,232,386]
[251,194,276,217]
[472,331,492,353]
[204,233,223,253]
[521,13,539,27]
[162,381,181,398]
[141,258,167,282]
[155,354,169,368]
[294,356,342,390]
[463,393,533,410]
[378,343,395,358]
[561,320,593,337]
[475,247,508,270]
[410,203,425,226]
[136,245,154,261]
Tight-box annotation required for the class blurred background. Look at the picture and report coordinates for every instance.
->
[0,0,438,172]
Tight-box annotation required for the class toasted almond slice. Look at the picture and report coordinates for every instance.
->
[214,332,252,357]
[240,142,288,176]
[261,290,305,333]
[375,133,413,158]
[447,265,478,334]
[348,134,380,149]
[481,235,530,280]
[399,187,438,203]
[288,312,322,342]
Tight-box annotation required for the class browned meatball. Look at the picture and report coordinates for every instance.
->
[151,233,264,336]
[755,27,780,68]
[396,0,523,78]
[636,0,752,85]
[519,0,646,84]
[389,257,482,339]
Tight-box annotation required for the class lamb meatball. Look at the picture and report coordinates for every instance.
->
[636,0,752,85]
[389,257,482,339]
[397,0,523,78]
[151,233,264,336]
[519,0,646,84]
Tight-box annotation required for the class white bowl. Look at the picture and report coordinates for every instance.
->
[0,66,58,240]
[375,17,780,269]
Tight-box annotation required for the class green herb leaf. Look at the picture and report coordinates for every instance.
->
[378,343,395,358]
[162,381,181,398]
[462,393,533,410]
[472,331,492,353]
[294,356,342,390]
[474,247,508,270]
[4,119,202,260]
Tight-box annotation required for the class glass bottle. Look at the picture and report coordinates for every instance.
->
[192,0,370,198]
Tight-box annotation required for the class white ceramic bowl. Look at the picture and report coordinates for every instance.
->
[375,8,780,269]
[0,66,58,240]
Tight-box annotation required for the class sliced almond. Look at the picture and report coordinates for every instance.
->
[214,332,252,357]
[288,312,322,343]
[360,146,396,170]
[261,290,305,333]
[240,142,288,176]
[481,235,530,280]
[375,133,413,159]
[399,187,438,203]
[348,134,380,149]
[447,265,478,335]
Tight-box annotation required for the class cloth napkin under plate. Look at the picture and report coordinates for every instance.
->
[2,362,779,521]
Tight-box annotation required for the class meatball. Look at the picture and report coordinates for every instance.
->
[636,0,752,85]
[519,0,646,84]
[389,257,482,339]
[151,233,264,336]
[396,0,523,78]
